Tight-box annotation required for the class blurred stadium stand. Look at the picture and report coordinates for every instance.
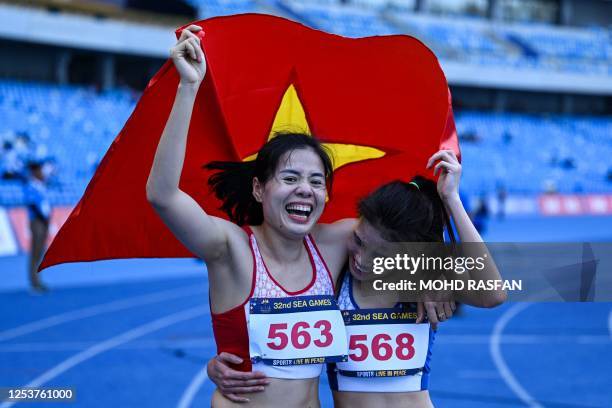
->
[0,79,136,206]
[0,0,610,208]
[187,0,262,17]
[1,0,196,26]
[457,111,612,194]
[1,79,609,206]
[278,0,400,37]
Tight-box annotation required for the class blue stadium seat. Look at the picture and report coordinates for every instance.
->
[456,112,612,194]
[281,0,399,37]
[186,0,259,18]
[1,80,611,206]
[0,80,135,206]
[279,3,610,76]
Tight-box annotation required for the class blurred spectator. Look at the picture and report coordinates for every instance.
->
[502,131,513,145]
[14,132,32,158]
[472,196,489,234]
[25,161,51,293]
[549,148,559,166]
[496,183,507,219]
[1,140,25,180]
[460,129,481,143]
[42,158,59,187]
[543,179,558,194]
[1,132,36,180]
[607,168,612,183]
[560,157,575,170]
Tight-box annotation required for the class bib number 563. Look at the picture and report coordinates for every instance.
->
[267,320,333,350]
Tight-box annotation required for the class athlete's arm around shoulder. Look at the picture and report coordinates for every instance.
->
[312,218,358,282]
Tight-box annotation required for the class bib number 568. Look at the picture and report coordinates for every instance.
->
[267,320,333,350]
[349,333,415,361]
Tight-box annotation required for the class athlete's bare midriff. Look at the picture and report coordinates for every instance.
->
[332,390,433,408]
[212,377,320,408]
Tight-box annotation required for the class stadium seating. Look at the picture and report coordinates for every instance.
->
[1,80,610,207]
[500,23,610,75]
[279,0,399,37]
[0,1,610,206]
[504,24,609,61]
[0,80,136,206]
[392,13,509,56]
[180,1,612,75]
[272,1,611,75]
[457,111,612,194]
[186,0,260,18]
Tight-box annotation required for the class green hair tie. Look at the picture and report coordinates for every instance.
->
[409,181,420,190]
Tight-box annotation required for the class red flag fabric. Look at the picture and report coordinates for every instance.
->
[39,13,460,271]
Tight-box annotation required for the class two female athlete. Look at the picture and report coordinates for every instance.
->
[208,174,506,407]
[147,25,505,407]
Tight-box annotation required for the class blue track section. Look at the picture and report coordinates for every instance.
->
[1,216,611,407]
[1,262,611,407]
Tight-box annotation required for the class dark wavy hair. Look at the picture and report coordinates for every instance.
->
[205,132,334,226]
[358,176,455,243]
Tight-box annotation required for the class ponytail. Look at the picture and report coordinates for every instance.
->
[408,176,456,243]
[358,176,455,243]
[205,160,261,226]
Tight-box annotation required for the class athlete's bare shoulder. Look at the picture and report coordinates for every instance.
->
[312,219,357,282]
[313,218,358,245]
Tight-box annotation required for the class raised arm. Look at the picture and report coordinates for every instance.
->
[146,25,234,263]
[427,150,507,308]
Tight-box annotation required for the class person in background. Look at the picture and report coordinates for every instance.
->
[1,140,25,180]
[496,183,506,220]
[25,161,51,293]
[472,195,489,234]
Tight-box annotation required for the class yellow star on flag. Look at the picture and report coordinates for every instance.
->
[243,84,385,170]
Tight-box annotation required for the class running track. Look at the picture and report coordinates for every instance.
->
[1,216,611,407]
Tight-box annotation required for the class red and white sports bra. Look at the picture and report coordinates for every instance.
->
[211,226,337,378]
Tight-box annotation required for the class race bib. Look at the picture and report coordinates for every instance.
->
[248,295,348,366]
[337,308,431,378]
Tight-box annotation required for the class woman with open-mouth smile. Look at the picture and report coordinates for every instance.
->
[147,24,360,407]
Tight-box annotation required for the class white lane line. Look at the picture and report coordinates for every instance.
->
[0,306,209,408]
[176,365,210,408]
[0,286,204,342]
[490,303,543,408]
[0,338,214,352]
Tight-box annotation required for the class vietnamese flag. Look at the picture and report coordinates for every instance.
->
[39,14,459,271]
